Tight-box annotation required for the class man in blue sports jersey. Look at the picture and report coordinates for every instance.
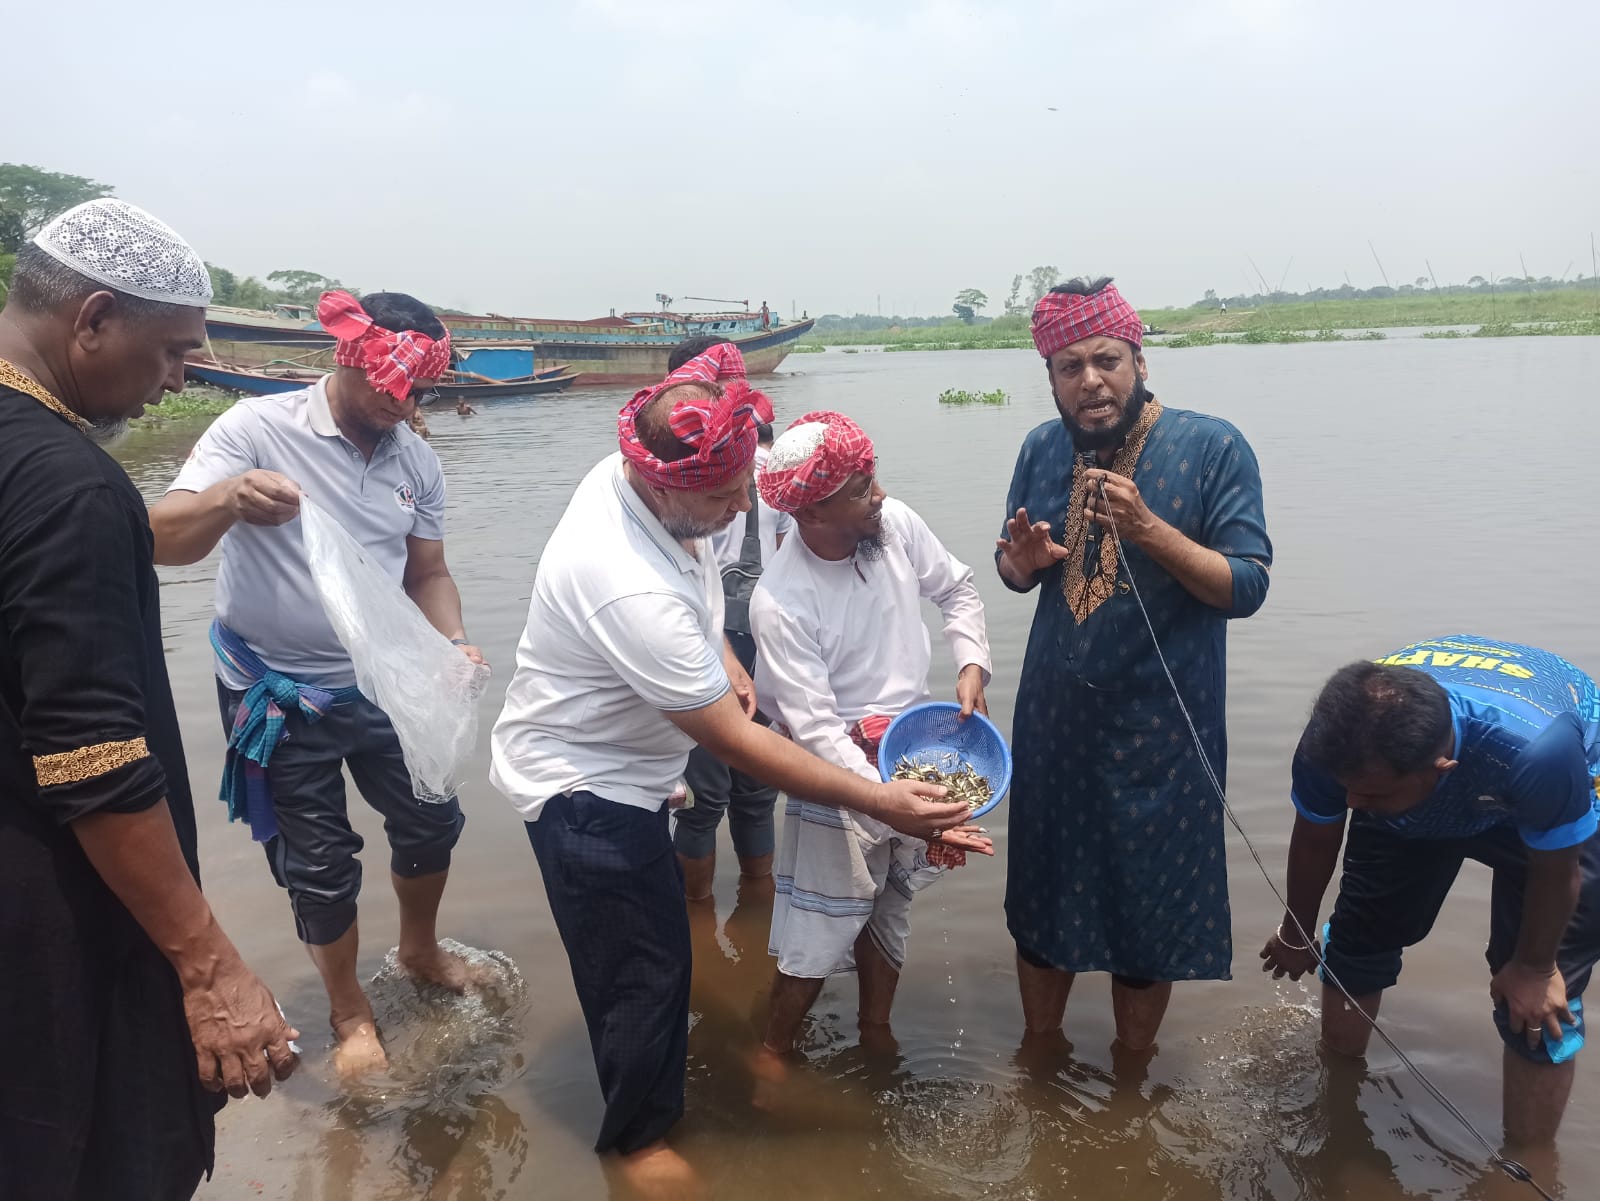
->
[1259,635,1600,1146]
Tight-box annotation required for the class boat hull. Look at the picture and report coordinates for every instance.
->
[185,363,319,394]
[187,361,580,400]
[204,317,334,345]
[433,372,578,399]
[505,319,816,386]
[201,319,816,386]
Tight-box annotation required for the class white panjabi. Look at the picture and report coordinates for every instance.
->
[31,199,212,307]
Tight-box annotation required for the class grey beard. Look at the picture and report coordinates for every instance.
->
[661,512,722,540]
[87,418,131,448]
[855,533,887,561]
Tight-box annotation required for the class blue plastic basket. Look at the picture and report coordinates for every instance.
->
[876,702,1012,820]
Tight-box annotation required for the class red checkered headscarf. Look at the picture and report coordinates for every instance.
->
[618,342,762,491]
[1030,282,1143,359]
[757,410,876,513]
[318,291,452,402]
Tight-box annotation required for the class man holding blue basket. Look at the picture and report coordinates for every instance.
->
[749,410,995,1073]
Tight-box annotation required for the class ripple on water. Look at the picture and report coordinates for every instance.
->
[337,939,529,1115]
[1155,995,1344,1195]
[877,1075,1036,1197]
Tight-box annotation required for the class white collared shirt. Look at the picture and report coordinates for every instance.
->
[750,497,991,781]
[490,453,731,818]
[167,376,445,688]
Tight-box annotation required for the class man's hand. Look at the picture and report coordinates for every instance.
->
[228,470,302,526]
[870,778,971,840]
[1491,961,1573,1048]
[1259,928,1320,981]
[183,956,300,1099]
[1084,468,1161,546]
[933,821,994,855]
[724,643,758,718]
[453,642,487,667]
[956,664,988,720]
[995,507,1069,585]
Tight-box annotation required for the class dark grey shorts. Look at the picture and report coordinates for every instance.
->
[218,682,464,945]
[1325,820,1600,1064]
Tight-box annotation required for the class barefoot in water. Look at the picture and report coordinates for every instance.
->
[331,1014,389,1081]
[616,1142,703,1201]
[857,1021,900,1059]
[398,943,493,994]
[747,1043,791,1113]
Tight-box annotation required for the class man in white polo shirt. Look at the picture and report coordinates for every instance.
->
[491,343,979,1198]
[150,290,484,1082]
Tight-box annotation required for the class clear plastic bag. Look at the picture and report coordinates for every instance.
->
[301,497,490,802]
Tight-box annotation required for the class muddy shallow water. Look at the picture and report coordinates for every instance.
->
[114,335,1599,1199]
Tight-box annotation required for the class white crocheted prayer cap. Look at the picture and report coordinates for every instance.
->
[32,199,212,307]
[766,421,829,471]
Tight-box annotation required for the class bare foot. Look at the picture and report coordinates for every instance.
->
[744,1044,875,1130]
[398,943,491,994]
[615,1141,703,1201]
[331,1014,389,1082]
[857,1020,900,1059]
[748,1043,792,1113]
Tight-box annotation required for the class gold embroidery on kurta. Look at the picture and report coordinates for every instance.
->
[1061,399,1163,624]
[0,358,90,433]
[34,737,150,787]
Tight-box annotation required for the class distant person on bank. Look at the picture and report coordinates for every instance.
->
[0,199,297,1201]
[665,335,794,904]
[1261,637,1600,1147]
[150,290,487,1082]
[996,277,1272,1055]
[490,342,971,1199]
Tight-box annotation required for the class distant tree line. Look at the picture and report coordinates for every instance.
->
[821,265,1066,332]
[1190,274,1600,311]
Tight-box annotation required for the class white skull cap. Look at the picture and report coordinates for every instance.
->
[32,198,212,307]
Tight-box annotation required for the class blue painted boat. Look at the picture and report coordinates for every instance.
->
[185,362,320,394]
[185,360,579,400]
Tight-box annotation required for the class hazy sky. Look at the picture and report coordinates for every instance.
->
[11,0,1597,319]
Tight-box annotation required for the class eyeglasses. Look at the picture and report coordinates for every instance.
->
[411,388,441,406]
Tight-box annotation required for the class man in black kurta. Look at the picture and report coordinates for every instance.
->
[0,199,297,1200]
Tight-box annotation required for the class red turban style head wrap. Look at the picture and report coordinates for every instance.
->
[757,410,876,513]
[749,389,775,426]
[618,342,765,491]
[317,291,452,402]
[1030,282,1143,360]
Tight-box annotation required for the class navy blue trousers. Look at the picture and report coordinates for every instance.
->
[527,792,691,1154]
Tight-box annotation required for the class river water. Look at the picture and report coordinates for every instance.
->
[117,336,1600,1200]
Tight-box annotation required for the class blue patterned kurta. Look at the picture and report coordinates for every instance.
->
[1000,403,1271,981]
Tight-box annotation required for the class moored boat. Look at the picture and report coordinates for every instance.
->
[438,307,815,386]
[185,359,580,400]
[185,361,322,394]
[432,367,579,399]
[201,303,815,385]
